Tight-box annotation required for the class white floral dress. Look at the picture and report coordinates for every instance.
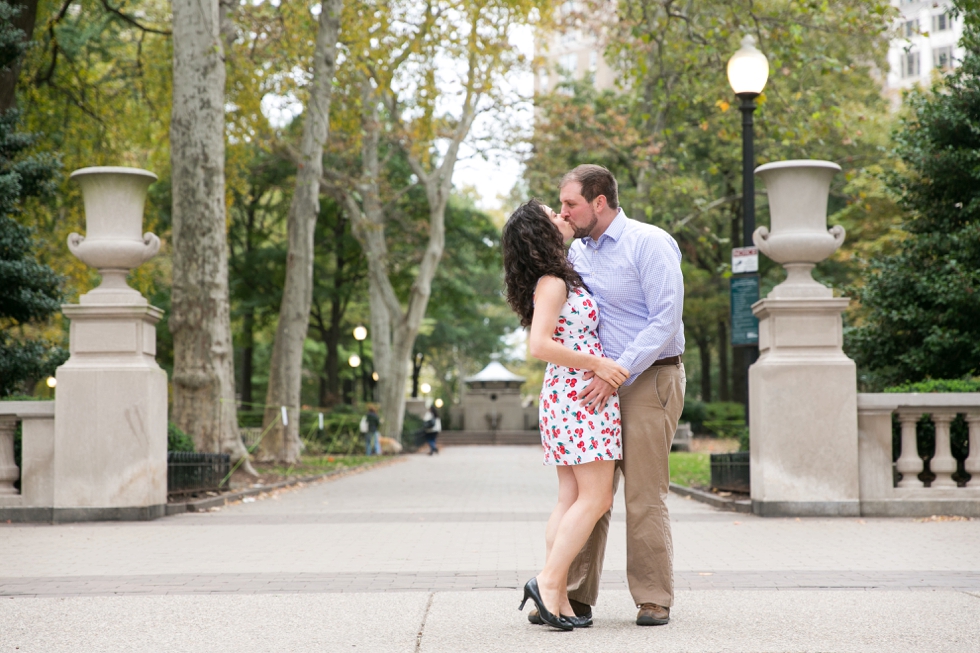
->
[538,287,623,466]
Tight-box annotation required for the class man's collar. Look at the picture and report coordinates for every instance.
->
[582,208,627,246]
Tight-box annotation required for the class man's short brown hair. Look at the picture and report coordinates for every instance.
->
[560,164,619,210]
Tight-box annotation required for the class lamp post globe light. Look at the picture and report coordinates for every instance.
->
[727,34,769,419]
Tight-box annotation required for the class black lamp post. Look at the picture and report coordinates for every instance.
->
[727,34,769,419]
[353,325,369,403]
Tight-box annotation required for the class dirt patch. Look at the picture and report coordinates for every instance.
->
[690,437,740,454]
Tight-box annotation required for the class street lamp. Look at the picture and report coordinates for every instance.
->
[420,382,431,395]
[348,354,361,404]
[727,34,769,252]
[728,34,769,421]
[353,325,368,403]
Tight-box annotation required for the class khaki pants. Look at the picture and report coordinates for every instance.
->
[566,363,686,608]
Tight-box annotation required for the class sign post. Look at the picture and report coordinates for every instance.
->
[730,247,760,347]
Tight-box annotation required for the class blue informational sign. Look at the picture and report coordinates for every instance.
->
[730,274,760,346]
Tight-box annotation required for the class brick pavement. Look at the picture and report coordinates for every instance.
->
[2,446,979,652]
[3,570,980,598]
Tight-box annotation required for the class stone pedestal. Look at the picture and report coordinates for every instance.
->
[49,167,167,521]
[749,298,860,516]
[749,160,859,517]
[52,305,167,519]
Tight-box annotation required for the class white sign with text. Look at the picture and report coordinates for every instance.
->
[732,246,759,274]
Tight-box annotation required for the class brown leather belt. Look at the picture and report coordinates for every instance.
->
[651,355,681,367]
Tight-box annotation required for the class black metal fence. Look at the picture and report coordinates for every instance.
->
[710,452,750,493]
[167,452,230,496]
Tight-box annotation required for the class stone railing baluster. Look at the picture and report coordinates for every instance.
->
[929,412,958,488]
[966,413,980,488]
[896,412,925,488]
[0,416,19,495]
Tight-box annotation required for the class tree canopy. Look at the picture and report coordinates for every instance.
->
[845,0,980,389]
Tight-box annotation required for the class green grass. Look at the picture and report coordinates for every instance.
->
[669,451,710,489]
[262,454,378,477]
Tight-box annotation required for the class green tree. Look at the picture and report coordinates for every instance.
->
[0,1,64,395]
[845,0,980,389]
[525,0,897,401]
[411,195,518,402]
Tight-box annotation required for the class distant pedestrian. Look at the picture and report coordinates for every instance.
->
[361,405,381,456]
[423,408,441,455]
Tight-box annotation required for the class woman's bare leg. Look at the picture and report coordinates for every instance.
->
[545,466,578,564]
[536,460,615,617]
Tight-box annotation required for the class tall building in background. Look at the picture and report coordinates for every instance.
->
[535,1,965,104]
[534,2,616,95]
[885,0,965,103]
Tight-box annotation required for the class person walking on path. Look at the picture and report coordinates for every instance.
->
[362,405,381,456]
[556,164,686,627]
[423,408,441,455]
[503,199,630,631]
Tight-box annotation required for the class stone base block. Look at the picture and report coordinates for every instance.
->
[53,365,167,510]
[0,504,166,523]
[752,500,860,517]
[749,359,860,506]
[860,499,980,518]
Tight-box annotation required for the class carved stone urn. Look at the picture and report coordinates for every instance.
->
[752,160,845,298]
[68,167,160,305]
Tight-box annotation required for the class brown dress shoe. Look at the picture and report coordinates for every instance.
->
[636,603,670,626]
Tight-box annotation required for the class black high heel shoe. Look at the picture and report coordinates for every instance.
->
[518,578,572,631]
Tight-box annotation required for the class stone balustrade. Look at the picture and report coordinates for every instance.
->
[857,393,980,517]
[0,402,56,520]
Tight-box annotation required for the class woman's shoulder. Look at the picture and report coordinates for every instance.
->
[534,275,569,297]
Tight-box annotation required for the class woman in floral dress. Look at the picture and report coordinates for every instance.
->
[502,199,626,630]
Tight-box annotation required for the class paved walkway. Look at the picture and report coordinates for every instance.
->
[1,446,979,652]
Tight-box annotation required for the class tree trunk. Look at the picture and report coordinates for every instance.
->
[411,351,423,398]
[717,320,729,402]
[343,78,462,443]
[169,0,251,469]
[0,0,39,112]
[258,0,342,463]
[697,337,711,403]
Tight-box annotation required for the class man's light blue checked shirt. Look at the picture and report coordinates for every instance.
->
[568,209,685,386]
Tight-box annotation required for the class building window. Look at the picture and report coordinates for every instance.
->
[903,19,919,37]
[934,46,954,70]
[538,68,550,91]
[589,51,598,72]
[559,53,578,74]
[932,13,951,31]
[901,51,920,78]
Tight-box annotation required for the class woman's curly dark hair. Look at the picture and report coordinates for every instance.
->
[502,199,587,327]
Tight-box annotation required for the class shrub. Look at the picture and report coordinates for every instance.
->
[701,402,746,441]
[402,412,424,452]
[884,378,980,394]
[680,399,706,431]
[167,422,195,452]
